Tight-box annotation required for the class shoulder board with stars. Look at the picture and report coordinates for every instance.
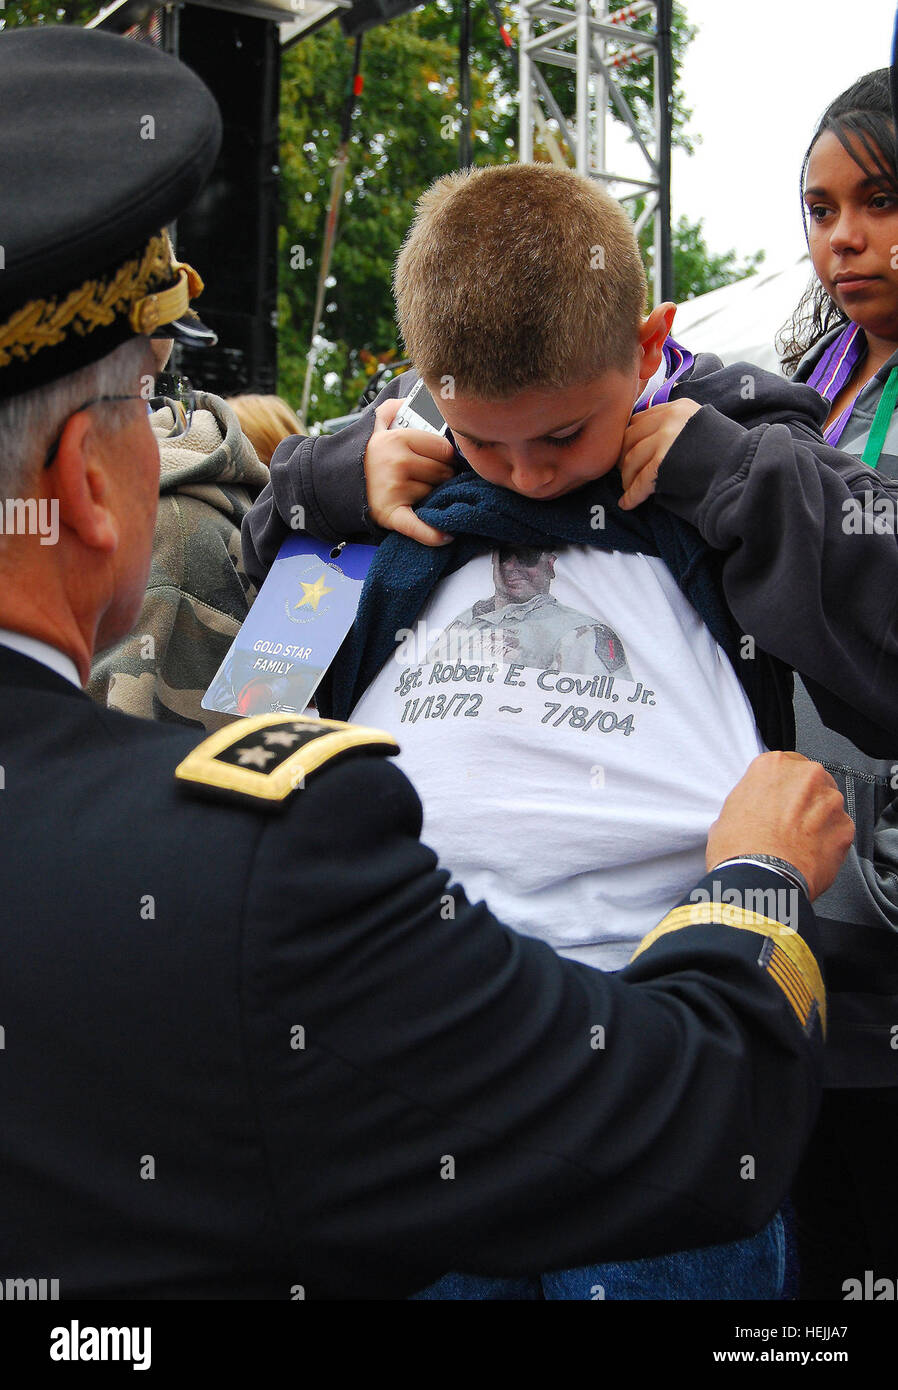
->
[175,714,399,810]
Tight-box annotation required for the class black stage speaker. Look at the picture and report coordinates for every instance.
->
[174,7,280,395]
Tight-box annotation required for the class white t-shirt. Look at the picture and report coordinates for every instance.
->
[352,545,766,969]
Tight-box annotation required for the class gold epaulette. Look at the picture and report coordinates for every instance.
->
[630,900,826,1037]
[175,714,399,809]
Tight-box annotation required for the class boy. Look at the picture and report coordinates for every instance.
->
[243,163,830,1298]
[244,164,826,960]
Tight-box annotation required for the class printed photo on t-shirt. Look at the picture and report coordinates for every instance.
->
[425,546,635,680]
[353,541,767,966]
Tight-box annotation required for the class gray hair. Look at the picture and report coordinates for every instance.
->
[0,335,153,501]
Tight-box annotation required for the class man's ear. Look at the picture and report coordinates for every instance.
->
[636,302,677,383]
[49,412,119,553]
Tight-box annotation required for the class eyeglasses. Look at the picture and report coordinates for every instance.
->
[43,376,196,468]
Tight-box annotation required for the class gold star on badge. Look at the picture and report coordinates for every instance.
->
[294,574,333,612]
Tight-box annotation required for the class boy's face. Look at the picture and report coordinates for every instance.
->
[438,370,639,500]
[430,303,676,500]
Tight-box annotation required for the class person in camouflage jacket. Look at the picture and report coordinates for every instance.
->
[89,390,270,730]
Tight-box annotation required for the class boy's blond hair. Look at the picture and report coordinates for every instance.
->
[393,163,647,400]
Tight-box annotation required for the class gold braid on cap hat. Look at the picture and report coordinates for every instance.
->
[0,232,204,369]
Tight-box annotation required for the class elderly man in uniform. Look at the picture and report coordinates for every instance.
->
[0,25,852,1300]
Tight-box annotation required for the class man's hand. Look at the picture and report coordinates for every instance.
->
[364,396,457,546]
[706,751,854,901]
[618,399,702,510]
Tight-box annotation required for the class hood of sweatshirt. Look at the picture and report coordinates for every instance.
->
[154,389,271,497]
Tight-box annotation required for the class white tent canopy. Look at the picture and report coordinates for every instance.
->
[670,253,816,375]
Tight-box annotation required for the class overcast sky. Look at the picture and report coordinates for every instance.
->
[665,0,897,268]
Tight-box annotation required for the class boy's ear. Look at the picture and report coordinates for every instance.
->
[636,302,677,382]
[49,412,119,554]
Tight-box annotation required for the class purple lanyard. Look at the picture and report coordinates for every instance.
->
[633,336,695,414]
[805,323,865,446]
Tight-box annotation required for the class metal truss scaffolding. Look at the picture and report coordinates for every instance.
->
[518,0,672,302]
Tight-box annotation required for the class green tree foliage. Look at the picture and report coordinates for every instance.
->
[278,11,498,425]
[669,216,765,303]
[635,201,765,304]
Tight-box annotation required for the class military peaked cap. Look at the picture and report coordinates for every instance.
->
[0,26,222,399]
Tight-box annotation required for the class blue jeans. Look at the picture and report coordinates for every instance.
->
[410,1211,786,1300]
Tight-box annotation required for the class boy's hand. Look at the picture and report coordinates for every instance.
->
[706,751,854,901]
[364,397,457,546]
[618,399,702,510]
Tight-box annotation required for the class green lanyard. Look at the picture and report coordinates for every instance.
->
[860,365,898,469]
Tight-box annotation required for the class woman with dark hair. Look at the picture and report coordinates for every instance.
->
[779,67,898,440]
[616,73,898,764]
[617,66,898,1297]
[775,68,898,1301]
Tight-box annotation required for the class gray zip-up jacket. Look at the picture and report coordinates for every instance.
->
[791,328,898,1087]
[658,325,898,1087]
